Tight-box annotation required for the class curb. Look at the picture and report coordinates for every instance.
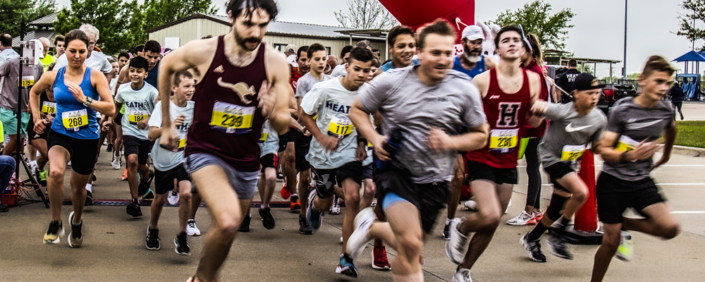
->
[672,145,705,157]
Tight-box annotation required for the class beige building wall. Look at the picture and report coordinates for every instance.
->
[149,19,387,61]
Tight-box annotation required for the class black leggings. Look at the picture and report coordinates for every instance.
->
[671,101,683,120]
[525,137,542,209]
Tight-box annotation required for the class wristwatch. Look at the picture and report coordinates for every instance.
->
[83,97,93,107]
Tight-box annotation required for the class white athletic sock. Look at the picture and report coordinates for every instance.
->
[85,184,92,193]
[446,218,452,225]
[392,271,424,282]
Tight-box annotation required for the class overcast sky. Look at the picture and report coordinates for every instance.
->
[55,0,694,75]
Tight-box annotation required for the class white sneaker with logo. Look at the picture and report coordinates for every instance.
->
[167,190,180,206]
[186,219,201,236]
[507,211,536,226]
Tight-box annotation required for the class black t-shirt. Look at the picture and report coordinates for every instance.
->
[556,69,581,103]
[38,91,56,119]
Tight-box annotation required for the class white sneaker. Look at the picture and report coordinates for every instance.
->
[506,211,535,226]
[347,207,376,259]
[29,161,38,173]
[616,231,633,261]
[451,266,473,282]
[329,200,341,215]
[445,218,468,264]
[111,156,121,170]
[186,219,201,236]
[461,200,478,211]
[167,190,180,206]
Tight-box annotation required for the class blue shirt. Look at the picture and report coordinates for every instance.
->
[381,58,420,72]
[51,67,100,139]
[452,55,485,79]
[145,60,160,88]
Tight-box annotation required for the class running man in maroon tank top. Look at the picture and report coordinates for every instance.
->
[155,1,292,281]
[445,25,543,281]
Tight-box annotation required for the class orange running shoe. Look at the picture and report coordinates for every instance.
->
[121,169,128,181]
[290,194,301,211]
[280,182,291,199]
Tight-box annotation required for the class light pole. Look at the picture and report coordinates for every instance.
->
[622,0,628,81]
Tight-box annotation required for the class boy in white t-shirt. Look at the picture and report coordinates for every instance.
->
[144,70,195,255]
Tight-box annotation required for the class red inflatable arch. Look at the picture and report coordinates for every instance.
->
[378,0,475,44]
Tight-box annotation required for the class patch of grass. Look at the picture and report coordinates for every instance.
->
[675,121,705,148]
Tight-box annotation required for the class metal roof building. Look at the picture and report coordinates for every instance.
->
[147,13,388,61]
[12,13,58,48]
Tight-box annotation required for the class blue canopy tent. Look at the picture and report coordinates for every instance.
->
[673,50,705,101]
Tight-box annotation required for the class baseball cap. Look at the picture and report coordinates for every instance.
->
[573,73,605,91]
[285,44,297,53]
[462,25,484,41]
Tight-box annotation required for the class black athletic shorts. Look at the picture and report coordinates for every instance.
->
[465,160,518,185]
[27,119,51,141]
[47,130,99,175]
[123,135,153,165]
[278,129,295,152]
[154,165,191,195]
[544,162,575,193]
[362,164,373,180]
[260,153,277,173]
[294,130,312,171]
[114,113,123,126]
[375,166,449,234]
[312,161,363,199]
[596,173,666,224]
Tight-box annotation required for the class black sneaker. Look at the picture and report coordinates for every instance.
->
[174,232,190,255]
[299,214,312,235]
[138,171,155,197]
[335,254,359,277]
[238,215,251,232]
[43,220,64,244]
[106,144,113,152]
[443,221,451,240]
[85,190,93,206]
[127,200,142,218]
[35,167,47,186]
[142,190,154,200]
[68,212,83,248]
[259,207,275,229]
[520,234,547,262]
[145,228,160,250]
[547,230,573,260]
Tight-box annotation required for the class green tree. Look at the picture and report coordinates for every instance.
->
[53,0,134,54]
[677,0,705,49]
[492,0,575,50]
[334,0,398,29]
[0,0,56,37]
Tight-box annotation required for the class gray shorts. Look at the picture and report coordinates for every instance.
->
[184,153,259,200]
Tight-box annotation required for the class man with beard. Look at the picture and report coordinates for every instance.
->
[452,25,496,79]
[156,0,292,280]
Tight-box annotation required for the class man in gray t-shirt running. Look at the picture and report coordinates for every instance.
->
[346,19,488,280]
[520,73,607,262]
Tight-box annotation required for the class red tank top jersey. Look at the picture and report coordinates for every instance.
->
[523,60,548,138]
[290,67,304,92]
[465,68,531,169]
[185,36,267,172]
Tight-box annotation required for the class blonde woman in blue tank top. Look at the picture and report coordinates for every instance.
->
[29,29,115,248]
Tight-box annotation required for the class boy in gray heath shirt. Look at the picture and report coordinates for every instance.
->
[591,56,680,282]
[346,20,488,281]
[520,73,607,263]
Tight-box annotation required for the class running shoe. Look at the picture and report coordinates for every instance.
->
[121,169,128,181]
[329,196,341,215]
[142,190,154,200]
[111,156,121,170]
[145,227,160,250]
[335,254,358,278]
[36,168,47,186]
[298,214,312,235]
[85,189,94,206]
[371,246,391,270]
[259,207,275,229]
[186,219,201,236]
[306,190,322,232]
[347,207,375,259]
[616,231,633,262]
[43,220,64,244]
[507,211,535,226]
[290,194,301,211]
[238,214,251,232]
[451,266,474,282]
[443,220,452,240]
[174,232,190,256]
[533,210,544,222]
[445,218,469,264]
[167,190,180,205]
[520,234,547,262]
[68,211,83,248]
[461,199,478,211]
[126,200,142,218]
[546,230,573,260]
[280,183,291,199]
[138,171,155,197]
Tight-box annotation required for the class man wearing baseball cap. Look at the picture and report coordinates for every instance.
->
[451,25,496,79]
[285,44,298,67]
[519,73,607,262]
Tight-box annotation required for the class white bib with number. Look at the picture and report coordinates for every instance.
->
[489,129,519,153]
[209,101,255,134]
[561,144,586,162]
[327,116,354,139]
[62,109,88,133]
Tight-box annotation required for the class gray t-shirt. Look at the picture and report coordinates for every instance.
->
[55,51,112,74]
[539,103,606,169]
[602,97,674,183]
[259,121,280,157]
[301,78,365,169]
[0,58,44,112]
[115,82,159,140]
[295,72,332,98]
[359,66,486,183]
